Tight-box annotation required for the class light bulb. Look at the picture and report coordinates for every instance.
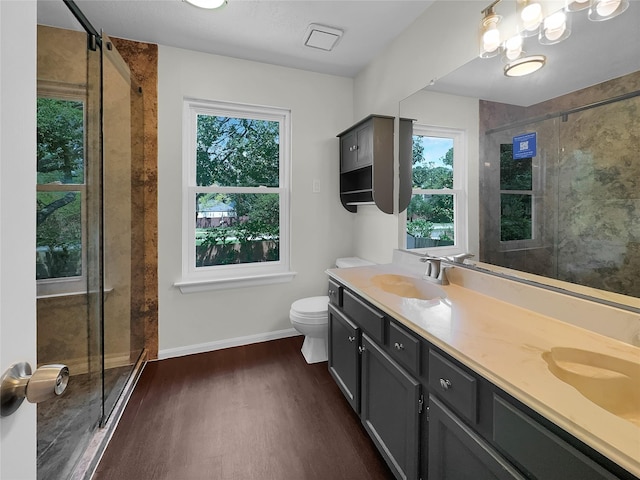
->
[544,11,567,41]
[483,28,501,52]
[504,35,523,60]
[521,3,543,30]
[596,0,621,17]
[184,0,227,9]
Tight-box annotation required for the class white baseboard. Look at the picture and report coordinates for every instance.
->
[157,328,302,360]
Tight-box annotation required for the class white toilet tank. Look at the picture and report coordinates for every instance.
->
[335,257,375,268]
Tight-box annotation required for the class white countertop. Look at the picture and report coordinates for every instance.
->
[327,262,640,478]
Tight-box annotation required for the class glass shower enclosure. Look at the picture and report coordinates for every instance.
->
[480,90,640,298]
[36,5,145,478]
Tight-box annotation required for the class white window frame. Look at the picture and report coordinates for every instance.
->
[176,98,294,293]
[36,83,88,298]
[402,125,468,257]
[497,140,543,252]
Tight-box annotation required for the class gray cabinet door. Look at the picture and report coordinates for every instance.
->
[328,304,360,413]
[429,395,526,480]
[361,334,421,480]
[340,129,358,173]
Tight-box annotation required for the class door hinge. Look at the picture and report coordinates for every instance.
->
[426,405,430,421]
[418,394,424,414]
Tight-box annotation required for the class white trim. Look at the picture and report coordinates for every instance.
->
[403,125,469,255]
[158,328,301,360]
[180,98,292,286]
[174,270,296,293]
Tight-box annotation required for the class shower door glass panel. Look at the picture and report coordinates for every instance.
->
[101,33,146,423]
[36,24,103,480]
[482,117,559,277]
[556,95,640,297]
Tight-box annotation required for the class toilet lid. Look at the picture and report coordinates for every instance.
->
[291,296,329,316]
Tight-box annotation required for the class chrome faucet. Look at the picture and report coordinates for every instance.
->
[419,256,449,285]
[444,253,475,264]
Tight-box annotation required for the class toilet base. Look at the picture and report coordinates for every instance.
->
[300,335,327,364]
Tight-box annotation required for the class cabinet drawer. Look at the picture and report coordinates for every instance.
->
[328,279,342,306]
[429,350,478,423]
[342,290,384,343]
[493,396,619,480]
[388,321,420,374]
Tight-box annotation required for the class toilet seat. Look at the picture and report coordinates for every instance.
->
[290,296,329,325]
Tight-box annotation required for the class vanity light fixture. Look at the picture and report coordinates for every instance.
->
[504,54,546,76]
[588,0,629,20]
[517,0,544,36]
[539,9,571,44]
[567,0,592,12]
[183,0,227,9]
[503,33,525,61]
[479,0,503,58]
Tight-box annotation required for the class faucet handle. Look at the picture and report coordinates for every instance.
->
[446,253,474,264]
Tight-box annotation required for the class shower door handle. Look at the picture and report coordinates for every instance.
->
[1,362,69,417]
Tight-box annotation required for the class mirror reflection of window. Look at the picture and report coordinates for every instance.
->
[499,144,533,242]
[407,132,456,250]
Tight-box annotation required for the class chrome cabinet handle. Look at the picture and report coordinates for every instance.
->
[348,336,355,343]
[328,288,335,296]
[439,378,452,391]
[394,342,404,351]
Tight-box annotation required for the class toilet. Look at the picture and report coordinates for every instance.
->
[290,257,375,364]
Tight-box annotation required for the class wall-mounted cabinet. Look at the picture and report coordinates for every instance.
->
[337,115,414,214]
[337,115,394,213]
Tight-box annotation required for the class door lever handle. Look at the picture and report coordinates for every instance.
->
[1,362,69,417]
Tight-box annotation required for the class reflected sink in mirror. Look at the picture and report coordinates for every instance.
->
[371,274,447,301]
[542,347,640,427]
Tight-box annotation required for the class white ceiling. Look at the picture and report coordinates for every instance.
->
[37,0,434,78]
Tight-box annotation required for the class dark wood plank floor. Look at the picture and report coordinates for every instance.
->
[94,336,395,480]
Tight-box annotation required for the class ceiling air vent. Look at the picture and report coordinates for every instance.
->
[303,24,343,51]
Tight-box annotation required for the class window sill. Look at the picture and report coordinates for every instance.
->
[36,287,114,300]
[174,271,297,294]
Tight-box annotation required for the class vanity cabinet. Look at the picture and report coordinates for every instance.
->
[326,277,638,480]
[428,395,526,480]
[327,283,423,480]
[328,304,360,412]
[337,115,394,214]
[361,333,421,480]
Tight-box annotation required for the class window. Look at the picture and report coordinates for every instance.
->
[404,125,467,255]
[178,99,293,292]
[36,87,87,297]
[500,144,533,242]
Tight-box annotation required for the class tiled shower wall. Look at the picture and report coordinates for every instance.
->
[479,71,640,298]
[37,26,158,370]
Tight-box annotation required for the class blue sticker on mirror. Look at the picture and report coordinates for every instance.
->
[513,132,536,159]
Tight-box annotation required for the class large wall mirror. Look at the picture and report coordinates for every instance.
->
[400,0,640,308]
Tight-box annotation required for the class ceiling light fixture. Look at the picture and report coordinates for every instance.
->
[504,54,546,76]
[588,0,629,20]
[183,0,227,10]
[479,0,503,58]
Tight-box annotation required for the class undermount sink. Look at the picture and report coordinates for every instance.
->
[370,274,446,301]
[542,347,640,427]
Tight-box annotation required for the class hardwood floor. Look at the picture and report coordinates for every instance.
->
[93,336,395,480]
